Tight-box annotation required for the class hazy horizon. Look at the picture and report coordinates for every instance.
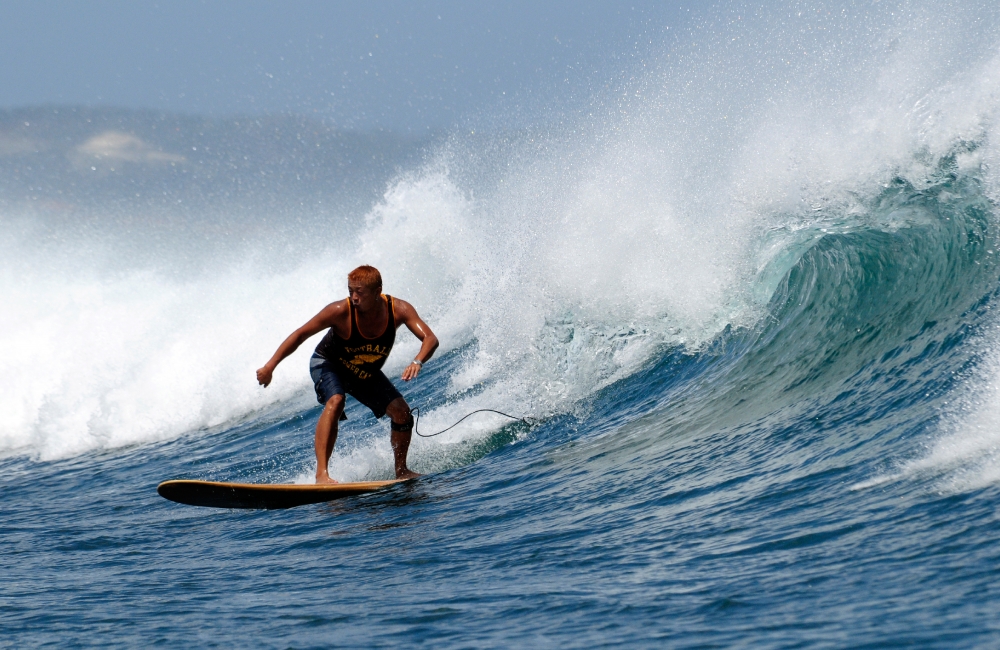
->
[0,1,698,133]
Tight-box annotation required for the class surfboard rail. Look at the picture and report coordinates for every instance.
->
[157,479,402,509]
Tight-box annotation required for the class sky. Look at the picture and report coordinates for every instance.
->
[0,1,698,132]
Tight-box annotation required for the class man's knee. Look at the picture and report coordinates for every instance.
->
[324,394,345,412]
[386,397,409,420]
[386,398,412,431]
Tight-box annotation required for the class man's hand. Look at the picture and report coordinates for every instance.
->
[256,365,274,387]
[401,361,422,382]
[394,299,438,381]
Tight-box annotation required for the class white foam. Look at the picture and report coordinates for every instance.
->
[891,325,1000,494]
[0,224,343,460]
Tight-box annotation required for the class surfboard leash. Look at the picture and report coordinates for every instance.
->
[411,406,536,438]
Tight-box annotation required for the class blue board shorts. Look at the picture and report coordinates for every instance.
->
[309,353,402,419]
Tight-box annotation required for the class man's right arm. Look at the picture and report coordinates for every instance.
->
[256,302,344,387]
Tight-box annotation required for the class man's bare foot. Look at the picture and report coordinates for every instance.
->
[315,473,339,484]
[395,469,422,480]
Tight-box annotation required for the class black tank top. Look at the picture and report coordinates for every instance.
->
[314,295,396,381]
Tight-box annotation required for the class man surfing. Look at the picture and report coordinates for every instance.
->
[256,265,439,483]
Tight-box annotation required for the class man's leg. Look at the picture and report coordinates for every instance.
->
[315,394,345,484]
[385,397,421,480]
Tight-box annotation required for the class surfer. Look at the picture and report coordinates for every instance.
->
[256,265,439,483]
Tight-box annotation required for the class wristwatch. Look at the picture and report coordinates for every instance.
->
[411,359,423,366]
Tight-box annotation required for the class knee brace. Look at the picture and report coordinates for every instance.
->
[390,414,414,432]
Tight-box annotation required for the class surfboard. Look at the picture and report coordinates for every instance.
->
[157,479,402,509]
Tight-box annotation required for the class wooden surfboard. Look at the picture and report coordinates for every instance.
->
[157,479,402,509]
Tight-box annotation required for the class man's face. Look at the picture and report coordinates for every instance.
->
[348,282,380,310]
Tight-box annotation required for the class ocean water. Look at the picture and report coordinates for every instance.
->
[6,1,1000,646]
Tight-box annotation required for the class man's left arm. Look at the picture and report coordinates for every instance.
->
[394,299,439,381]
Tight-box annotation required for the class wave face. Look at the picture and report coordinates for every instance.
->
[6,1,1000,646]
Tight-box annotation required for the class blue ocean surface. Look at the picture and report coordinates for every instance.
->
[6,2,1000,646]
